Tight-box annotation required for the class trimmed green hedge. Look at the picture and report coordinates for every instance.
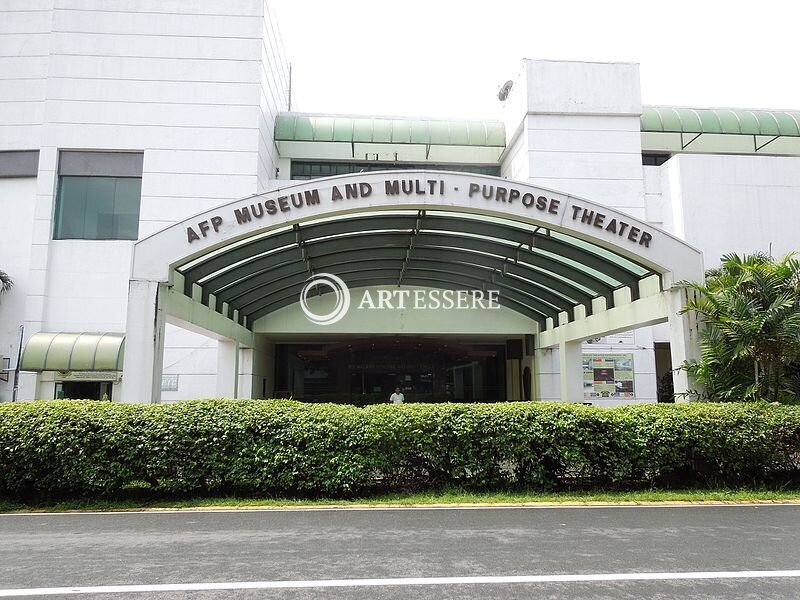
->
[1,400,799,500]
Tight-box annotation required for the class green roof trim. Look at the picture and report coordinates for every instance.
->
[642,107,800,137]
[275,114,506,147]
[278,107,800,161]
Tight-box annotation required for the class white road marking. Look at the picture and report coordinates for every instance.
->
[1,503,798,517]
[1,571,800,596]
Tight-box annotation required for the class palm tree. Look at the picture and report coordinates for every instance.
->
[0,270,12,296]
[681,253,800,402]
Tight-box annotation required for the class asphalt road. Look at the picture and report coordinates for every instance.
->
[1,504,799,599]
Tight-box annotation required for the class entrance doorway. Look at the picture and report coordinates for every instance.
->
[55,380,113,400]
[274,337,506,405]
[654,342,674,402]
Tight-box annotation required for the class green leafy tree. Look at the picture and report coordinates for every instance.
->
[681,253,800,402]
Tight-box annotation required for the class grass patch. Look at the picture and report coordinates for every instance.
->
[2,488,800,513]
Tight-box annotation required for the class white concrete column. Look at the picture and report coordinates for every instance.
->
[237,336,273,399]
[119,280,166,404]
[38,379,56,401]
[533,347,559,401]
[559,340,584,402]
[216,339,239,398]
[238,347,255,399]
[18,372,39,401]
[666,286,702,401]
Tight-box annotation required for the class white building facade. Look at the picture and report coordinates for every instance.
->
[1,2,797,405]
[1,0,289,401]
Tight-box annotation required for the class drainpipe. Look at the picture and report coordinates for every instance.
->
[12,324,23,402]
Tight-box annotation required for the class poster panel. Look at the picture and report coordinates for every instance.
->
[583,353,635,398]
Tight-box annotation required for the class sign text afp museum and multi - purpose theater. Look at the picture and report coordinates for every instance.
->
[185,176,655,249]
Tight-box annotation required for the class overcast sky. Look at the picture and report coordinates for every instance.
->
[270,0,799,120]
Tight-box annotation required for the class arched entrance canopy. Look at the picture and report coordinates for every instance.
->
[176,211,652,328]
[124,171,705,404]
[132,171,704,331]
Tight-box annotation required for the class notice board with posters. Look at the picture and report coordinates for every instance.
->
[583,353,635,398]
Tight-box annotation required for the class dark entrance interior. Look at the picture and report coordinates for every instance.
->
[654,342,674,402]
[275,337,506,404]
[55,380,113,400]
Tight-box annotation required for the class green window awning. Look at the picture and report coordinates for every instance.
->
[21,332,125,372]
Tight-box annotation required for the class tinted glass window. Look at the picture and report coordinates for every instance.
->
[290,161,501,180]
[54,176,142,240]
[641,153,671,166]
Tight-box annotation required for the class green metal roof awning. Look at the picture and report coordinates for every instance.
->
[642,107,800,137]
[274,113,506,164]
[641,106,800,155]
[276,107,800,162]
[276,114,506,146]
[21,332,125,372]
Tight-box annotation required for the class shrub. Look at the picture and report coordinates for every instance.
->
[0,399,798,500]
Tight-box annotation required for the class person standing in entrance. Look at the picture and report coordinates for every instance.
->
[389,386,404,404]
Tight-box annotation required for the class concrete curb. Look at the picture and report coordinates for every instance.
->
[3,499,800,515]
